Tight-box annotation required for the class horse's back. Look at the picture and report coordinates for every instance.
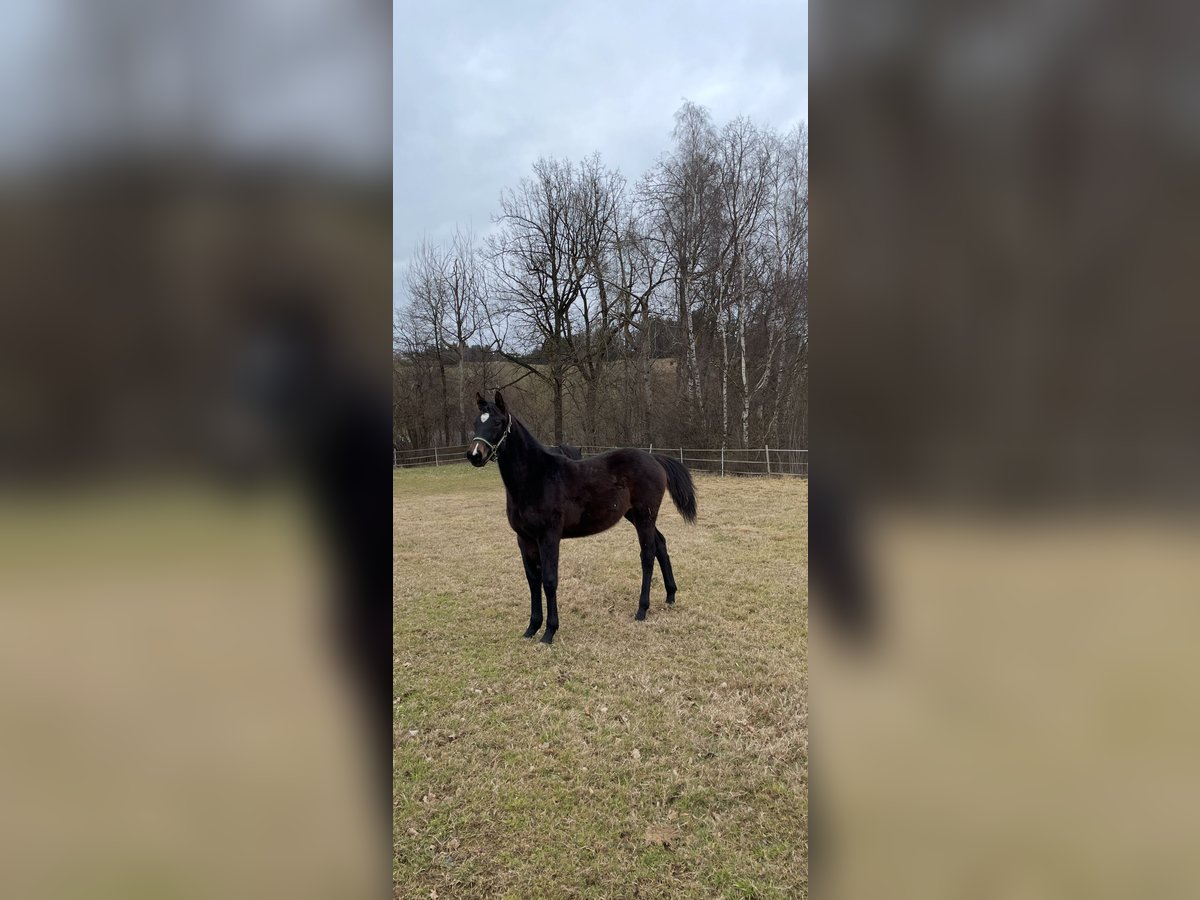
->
[575,448,667,501]
[578,447,650,473]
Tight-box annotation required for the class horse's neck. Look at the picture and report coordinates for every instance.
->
[498,420,549,494]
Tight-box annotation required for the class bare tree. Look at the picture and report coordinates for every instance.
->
[713,117,775,448]
[487,159,575,441]
[759,123,809,446]
[395,103,809,456]
[642,102,721,423]
[488,156,633,443]
[568,155,630,445]
[612,212,671,444]
[393,300,440,448]
[444,227,485,442]
[404,238,452,443]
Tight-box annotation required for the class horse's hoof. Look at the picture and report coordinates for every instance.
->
[634,609,647,621]
[665,595,676,605]
[538,632,555,645]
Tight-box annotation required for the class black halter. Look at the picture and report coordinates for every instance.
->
[473,414,511,465]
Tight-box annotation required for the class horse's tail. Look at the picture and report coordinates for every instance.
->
[652,454,698,524]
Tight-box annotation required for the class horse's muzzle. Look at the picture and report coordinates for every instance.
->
[467,440,489,467]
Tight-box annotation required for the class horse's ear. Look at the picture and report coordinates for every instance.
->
[494,390,507,413]
[475,391,486,410]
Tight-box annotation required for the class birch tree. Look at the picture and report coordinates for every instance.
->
[643,102,720,420]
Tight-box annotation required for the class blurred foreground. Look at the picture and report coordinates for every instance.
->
[0,485,383,897]
[813,506,1200,897]
[812,0,1200,896]
[0,1,390,896]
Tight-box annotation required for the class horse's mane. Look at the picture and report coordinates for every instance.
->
[511,415,581,460]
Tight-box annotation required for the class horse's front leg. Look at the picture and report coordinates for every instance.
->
[536,533,561,644]
[518,536,542,638]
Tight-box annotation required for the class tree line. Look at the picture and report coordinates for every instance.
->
[395,101,807,453]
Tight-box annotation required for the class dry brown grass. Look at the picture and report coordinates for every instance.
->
[394,466,808,898]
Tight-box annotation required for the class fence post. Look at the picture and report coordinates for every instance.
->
[679,447,684,463]
[434,447,439,467]
[765,444,770,476]
[720,446,725,476]
[393,447,397,468]
[649,443,653,455]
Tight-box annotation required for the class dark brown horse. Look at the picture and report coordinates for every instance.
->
[467,390,697,643]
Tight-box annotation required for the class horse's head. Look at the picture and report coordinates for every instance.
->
[467,390,511,467]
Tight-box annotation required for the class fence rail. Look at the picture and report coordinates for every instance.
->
[392,443,474,468]
[394,443,807,477]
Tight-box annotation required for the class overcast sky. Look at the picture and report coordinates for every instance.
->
[394,0,808,297]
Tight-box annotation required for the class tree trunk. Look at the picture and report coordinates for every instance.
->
[739,298,750,448]
[584,377,598,446]
[765,342,787,444]
[553,368,565,443]
[437,356,450,446]
[640,315,653,445]
[621,347,632,443]
[678,275,702,411]
[737,248,751,447]
[685,319,701,411]
[719,310,729,449]
[458,342,467,443]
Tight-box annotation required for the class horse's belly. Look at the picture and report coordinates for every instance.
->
[564,502,625,538]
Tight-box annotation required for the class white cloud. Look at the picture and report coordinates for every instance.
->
[394,0,808,271]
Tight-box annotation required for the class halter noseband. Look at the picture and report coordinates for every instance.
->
[473,414,511,465]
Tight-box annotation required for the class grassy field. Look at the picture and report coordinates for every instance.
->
[394,465,808,898]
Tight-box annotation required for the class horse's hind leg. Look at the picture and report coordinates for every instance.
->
[634,522,656,621]
[654,528,677,604]
[518,536,543,638]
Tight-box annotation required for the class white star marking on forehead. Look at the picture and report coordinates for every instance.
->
[480,412,490,422]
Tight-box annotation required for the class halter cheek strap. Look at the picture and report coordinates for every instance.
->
[473,415,511,465]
